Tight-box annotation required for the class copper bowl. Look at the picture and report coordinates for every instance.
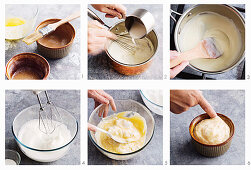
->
[105,21,158,75]
[6,53,50,80]
[189,113,235,157]
[36,19,75,59]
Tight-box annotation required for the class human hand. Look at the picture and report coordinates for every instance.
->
[88,90,117,117]
[170,51,189,79]
[88,20,117,55]
[170,90,217,118]
[91,4,126,19]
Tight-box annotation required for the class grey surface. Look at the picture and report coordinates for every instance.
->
[5,90,80,165]
[5,4,80,80]
[88,4,163,80]
[170,90,245,165]
[171,4,245,80]
[88,90,163,165]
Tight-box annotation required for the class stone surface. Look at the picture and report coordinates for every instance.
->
[88,90,163,165]
[170,90,245,165]
[5,4,80,80]
[88,4,163,80]
[5,90,80,165]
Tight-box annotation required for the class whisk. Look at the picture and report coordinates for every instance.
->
[111,33,137,54]
[33,90,63,134]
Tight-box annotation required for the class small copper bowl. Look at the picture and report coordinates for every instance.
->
[189,113,235,157]
[36,19,75,59]
[6,53,50,80]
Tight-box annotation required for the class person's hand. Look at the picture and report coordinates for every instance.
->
[170,51,189,79]
[88,90,116,117]
[88,20,116,55]
[170,90,217,118]
[91,4,126,19]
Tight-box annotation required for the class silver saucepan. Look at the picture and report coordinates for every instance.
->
[171,4,245,75]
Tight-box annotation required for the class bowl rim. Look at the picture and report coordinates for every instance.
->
[5,52,50,80]
[36,18,76,49]
[88,99,155,156]
[104,20,158,67]
[5,149,21,165]
[12,104,78,152]
[189,113,235,147]
[139,90,163,107]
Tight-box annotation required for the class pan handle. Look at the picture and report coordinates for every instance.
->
[88,8,110,28]
[170,9,182,23]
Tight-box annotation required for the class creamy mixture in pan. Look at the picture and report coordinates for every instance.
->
[179,12,242,72]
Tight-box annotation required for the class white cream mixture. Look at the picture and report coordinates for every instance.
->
[179,12,242,72]
[142,90,163,106]
[17,119,72,162]
[107,33,154,65]
[5,159,17,165]
[194,116,230,145]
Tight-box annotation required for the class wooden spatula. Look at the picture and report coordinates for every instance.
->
[170,37,223,68]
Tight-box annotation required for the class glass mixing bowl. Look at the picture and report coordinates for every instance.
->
[12,104,78,162]
[88,99,155,160]
[5,4,38,40]
[140,90,163,115]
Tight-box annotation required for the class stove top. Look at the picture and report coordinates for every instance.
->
[170,4,245,80]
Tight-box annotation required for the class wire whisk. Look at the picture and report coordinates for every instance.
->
[33,90,63,135]
[111,33,137,54]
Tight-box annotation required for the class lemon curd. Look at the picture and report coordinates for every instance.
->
[5,17,25,27]
[95,112,147,154]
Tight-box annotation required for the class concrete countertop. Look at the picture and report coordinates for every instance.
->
[170,90,245,165]
[5,4,80,80]
[5,90,80,165]
[88,90,163,165]
[88,4,163,80]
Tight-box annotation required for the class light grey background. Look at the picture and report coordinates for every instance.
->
[5,4,80,80]
[88,4,163,80]
[171,4,245,80]
[5,90,80,165]
[88,90,163,165]
[170,90,245,165]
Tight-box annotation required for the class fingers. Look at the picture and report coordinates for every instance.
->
[88,20,106,29]
[105,14,116,18]
[88,90,109,105]
[92,28,117,39]
[88,123,96,132]
[103,4,126,19]
[96,90,117,111]
[88,21,116,55]
[103,104,109,118]
[170,61,189,79]
[197,93,217,118]
[88,90,117,118]
[170,50,180,60]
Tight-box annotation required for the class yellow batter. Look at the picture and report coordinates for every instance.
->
[194,116,230,145]
[179,12,242,72]
[95,111,147,154]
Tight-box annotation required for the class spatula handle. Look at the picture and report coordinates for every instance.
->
[170,43,206,68]
[50,11,80,30]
